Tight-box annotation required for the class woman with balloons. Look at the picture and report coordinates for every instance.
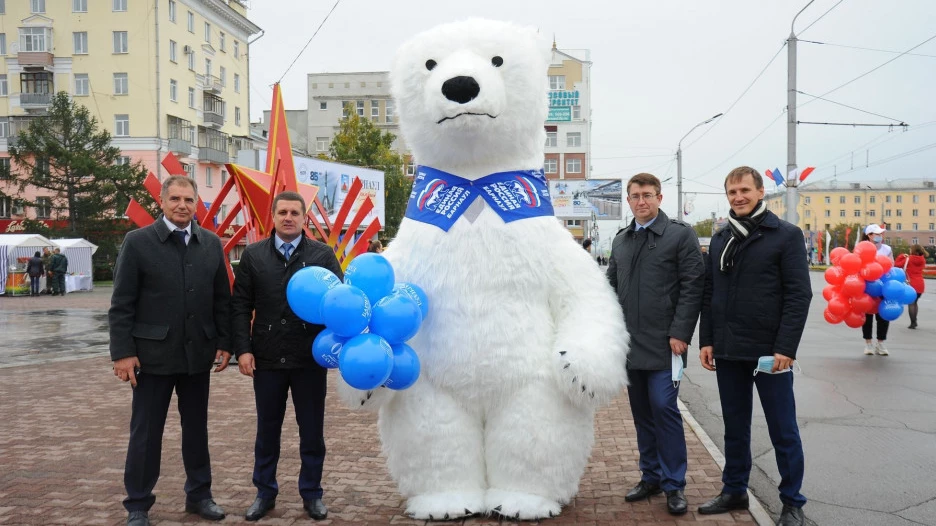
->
[894,244,927,329]
[861,225,893,355]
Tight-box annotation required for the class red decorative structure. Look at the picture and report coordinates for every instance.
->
[126,84,381,284]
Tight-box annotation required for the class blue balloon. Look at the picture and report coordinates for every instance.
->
[287,267,341,324]
[878,300,904,321]
[384,343,421,390]
[864,279,884,298]
[345,253,395,304]
[369,294,423,344]
[393,282,429,320]
[311,329,347,369]
[338,334,394,390]
[882,268,906,283]
[320,284,372,338]
[902,284,919,305]
[882,280,905,302]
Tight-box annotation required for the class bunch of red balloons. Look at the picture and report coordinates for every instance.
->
[823,241,915,327]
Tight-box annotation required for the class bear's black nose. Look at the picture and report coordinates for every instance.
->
[441,76,480,104]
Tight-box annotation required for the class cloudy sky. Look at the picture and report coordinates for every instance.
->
[243,0,936,226]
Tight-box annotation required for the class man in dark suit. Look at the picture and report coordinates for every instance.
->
[110,175,232,526]
[232,191,342,521]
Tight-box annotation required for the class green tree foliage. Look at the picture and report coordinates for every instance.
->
[692,218,715,239]
[328,108,411,241]
[6,91,158,278]
[828,222,863,249]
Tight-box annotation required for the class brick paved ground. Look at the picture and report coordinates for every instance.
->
[0,290,755,525]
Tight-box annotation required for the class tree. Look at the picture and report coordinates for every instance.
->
[828,222,863,249]
[328,109,411,241]
[692,218,714,239]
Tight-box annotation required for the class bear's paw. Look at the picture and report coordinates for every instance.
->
[486,488,562,520]
[404,490,485,521]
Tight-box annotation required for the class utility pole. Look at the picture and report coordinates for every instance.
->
[677,113,723,221]
[785,1,813,226]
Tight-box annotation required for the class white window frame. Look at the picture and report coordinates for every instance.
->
[371,100,380,121]
[188,87,195,108]
[572,105,581,120]
[36,197,51,219]
[204,22,211,43]
[31,0,45,14]
[206,166,213,187]
[544,158,557,174]
[169,79,177,102]
[205,58,211,77]
[219,32,225,52]
[113,31,128,53]
[385,100,394,123]
[0,74,7,97]
[220,66,226,87]
[113,73,128,95]
[566,132,582,147]
[0,34,5,55]
[187,51,195,71]
[73,0,87,13]
[115,114,130,136]
[233,40,239,58]
[169,40,177,62]
[73,32,88,54]
[356,100,365,117]
[113,0,127,12]
[187,11,194,33]
[235,107,241,126]
[20,27,50,52]
[234,73,240,93]
[548,75,565,90]
[566,158,582,174]
[316,137,328,151]
[168,0,176,22]
[545,131,557,148]
[74,73,89,96]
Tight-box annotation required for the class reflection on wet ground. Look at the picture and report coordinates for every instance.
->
[0,308,111,368]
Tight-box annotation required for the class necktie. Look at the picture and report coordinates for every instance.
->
[173,229,188,246]
[282,242,293,260]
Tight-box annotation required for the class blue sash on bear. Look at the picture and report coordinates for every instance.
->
[404,165,554,232]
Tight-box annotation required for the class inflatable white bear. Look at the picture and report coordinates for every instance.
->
[338,18,629,521]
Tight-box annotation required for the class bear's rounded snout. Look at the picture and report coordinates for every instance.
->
[441,76,480,104]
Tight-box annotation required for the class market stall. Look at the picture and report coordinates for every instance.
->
[0,234,57,296]
[52,238,98,292]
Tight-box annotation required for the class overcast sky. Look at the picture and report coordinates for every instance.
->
[244,0,936,225]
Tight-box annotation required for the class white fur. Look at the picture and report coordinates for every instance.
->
[336,18,629,521]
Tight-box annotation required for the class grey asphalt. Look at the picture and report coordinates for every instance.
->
[680,271,936,526]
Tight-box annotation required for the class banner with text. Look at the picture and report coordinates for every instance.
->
[548,179,622,219]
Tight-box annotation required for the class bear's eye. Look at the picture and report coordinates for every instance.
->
[425,59,437,71]
[491,56,504,67]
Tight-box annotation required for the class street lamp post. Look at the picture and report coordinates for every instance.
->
[677,113,723,220]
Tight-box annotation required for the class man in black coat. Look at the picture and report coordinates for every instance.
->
[109,176,232,526]
[232,191,343,521]
[607,173,704,516]
[698,167,812,526]
[26,251,44,296]
[49,248,68,295]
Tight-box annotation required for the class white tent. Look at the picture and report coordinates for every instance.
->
[53,238,98,277]
[0,234,56,296]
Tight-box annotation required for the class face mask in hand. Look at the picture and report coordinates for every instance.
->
[753,356,803,376]
[672,353,684,387]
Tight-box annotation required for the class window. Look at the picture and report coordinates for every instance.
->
[234,73,240,93]
[385,100,394,123]
[183,163,194,178]
[931,237,936,245]
[74,73,89,96]
[205,58,211,77]
[113,31,128,53]
[566,158,582,174]
[0,0,3,14]
[824,196,830,204]
[73,0,87,12]
[233,40,240,58]
[930,194,935,203]
[913,209,919,217]
[567,132,581,147]
[896,224,902,231]
[204,22,211,43]
[545,132,557,147]
[572,105,581,120]
[221,170,227,185]
[0,196,11,218]
[839,210,846,217]
[356,100,364,117]
[219,32,225,52]
[0,157,10,179]
[220,66,226,87]
[0,75,6,96]
[545,158,558,174]
[406,161,415,176]
[805,223,811,231]
[548,75,565,90]
[0,118,7,138]
[896,209,903,217]
[316,137,329,151]
[913,195,919,204]
[21,71,52,95]
[868,210,876,217]
[115,114,129,136]
[913,224,918,231]
[219,204,227,221]
[854,196,861,204]
[885,195,891,203]
[804,196,811,204]
[169,79,177,102]
[371,100,380,121]
[169,40,177,62]
[168,0,176,22]
[187,11,194,33]
[34,158,49,180]
[824,210,830,217]
[187,51,194,71]
[931,223,935,230]
[805,210,811,217]
[0,34,5,55]
[113,73,128,95]
[115,156,131,166]
[20,27,50,52]
[870,195,876,204]
[932,209,936,217]
[839,196,845,204]
[854,210,861,217]
[188,87,195,108]
[897,195,903,203]
[206,166,213,186]
[36,197,51,219]
[912,237,919,244]
[235,107,241,126]
[31,0,45,14]
[73,32,88,54]
[113,0,127,11]
[885,209,892,217]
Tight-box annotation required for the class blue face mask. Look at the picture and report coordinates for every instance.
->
[753,356,802,376]
[672,353,684,387]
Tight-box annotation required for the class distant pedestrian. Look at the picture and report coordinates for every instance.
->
[367,239,383,253]
[49,248,68,296]
[895,244,926,329]
[861,225,892,355]
[582,238,592,252]
[41,247,53,294]
[26,251,44,296]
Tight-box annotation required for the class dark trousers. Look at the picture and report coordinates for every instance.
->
[123,372,213,512]
[252,367,328,501]
[52,272,66,295]
[715,359,806,508]
[29,276,40,294]
[627,368,687,491]
[862,313,889,340]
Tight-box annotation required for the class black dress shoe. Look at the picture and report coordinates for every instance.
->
[698,492,749,514]
[665,490,688,515]
[778,504,805,526]
[624,480,662,502]
[245,497,276,521]
[185,498,226,521]
[126,511,149,526]
[303,498,328,520]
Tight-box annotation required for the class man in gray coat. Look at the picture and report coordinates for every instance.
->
[607,172,705,516]
[109,176,232,526]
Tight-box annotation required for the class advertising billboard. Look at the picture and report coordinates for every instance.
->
[549,179,622,220]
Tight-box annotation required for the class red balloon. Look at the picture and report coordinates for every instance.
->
[824,266,846,286]
[844,310,866,328]
[854,241,878,264]
[869,297,881,315]
[851,293,875,314]
[839,253,862,275]
[830,247,850,266]
[876,254,893,274]
[860,261,885,281]
[822,284,840,302]
[827,295,850,317]
[842,275,866,297]
[824,308,843,324]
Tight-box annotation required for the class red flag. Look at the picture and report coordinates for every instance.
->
[845,228,852,250]
[798,166,815,182]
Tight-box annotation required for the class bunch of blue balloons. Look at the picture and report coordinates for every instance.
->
[285,253,427,391]
[864,267,917,322]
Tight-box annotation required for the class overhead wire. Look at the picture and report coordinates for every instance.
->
[276,0,342,84]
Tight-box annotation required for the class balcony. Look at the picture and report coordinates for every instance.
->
[17,51,54,67]
[167,116,193,156]
[203,111,224,127]
[169,138,192,156]
[198,127,230,164]
[198,147,229,164]
[20,92,52,108]
[17,28,54,67]
[197,74,223,94]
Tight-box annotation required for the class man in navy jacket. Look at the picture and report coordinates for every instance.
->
[698,167,812,526]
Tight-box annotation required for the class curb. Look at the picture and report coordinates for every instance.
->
[678,398,774,526]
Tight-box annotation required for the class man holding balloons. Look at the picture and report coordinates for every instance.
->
[231,191,343,522]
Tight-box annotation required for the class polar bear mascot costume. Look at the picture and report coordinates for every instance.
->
[337,18,629,521]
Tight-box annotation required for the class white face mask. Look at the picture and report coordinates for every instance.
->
[672,353,684,387]
[872,234,883,243]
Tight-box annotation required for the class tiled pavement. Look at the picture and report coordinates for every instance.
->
[0,290,756,525]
